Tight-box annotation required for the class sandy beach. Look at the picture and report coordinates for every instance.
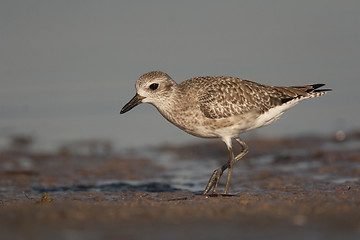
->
[1,133,359,240]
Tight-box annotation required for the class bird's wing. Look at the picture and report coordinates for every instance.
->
[197,76,330,119]
[197,77,306,119]
[198,77,264,119]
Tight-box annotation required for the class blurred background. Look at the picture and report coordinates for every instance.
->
[1,0,359,151]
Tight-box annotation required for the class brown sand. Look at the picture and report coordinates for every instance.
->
[1,134,359,239]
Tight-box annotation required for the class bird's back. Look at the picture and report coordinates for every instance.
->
[180,76,329,120]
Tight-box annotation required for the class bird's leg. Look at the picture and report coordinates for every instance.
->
[202,147,234,195]
[224,138,248,194]
[202,137,233,195]
[202,138,249,195]
[202,162,229,195]
[224,146,235,194]
[234,138,248,163]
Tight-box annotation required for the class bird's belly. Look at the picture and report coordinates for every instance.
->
[249,101,299,131]
[179,113,259,139]
[176,103,297,138]
[160,104,294,139]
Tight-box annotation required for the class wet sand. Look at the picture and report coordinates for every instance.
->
[1,133,360,239]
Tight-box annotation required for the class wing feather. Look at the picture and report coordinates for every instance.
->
[195,76,329,119]
[198,77,271,119]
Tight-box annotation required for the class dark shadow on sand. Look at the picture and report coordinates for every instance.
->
[33,182,180,193]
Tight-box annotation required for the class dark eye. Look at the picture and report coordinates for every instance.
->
[149,83,159,90]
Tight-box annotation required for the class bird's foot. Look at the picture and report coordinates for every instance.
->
[202,168,223,195]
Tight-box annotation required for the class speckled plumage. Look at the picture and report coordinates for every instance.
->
[120,71,330,194]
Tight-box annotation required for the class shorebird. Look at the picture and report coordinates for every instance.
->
[120,71,330,194]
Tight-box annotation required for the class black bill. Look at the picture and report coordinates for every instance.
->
[120,94,144,114]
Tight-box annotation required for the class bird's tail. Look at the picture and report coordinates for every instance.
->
[291,84,332,98]
[273,84,331,104]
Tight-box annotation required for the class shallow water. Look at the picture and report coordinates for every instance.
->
[0,133,360,239]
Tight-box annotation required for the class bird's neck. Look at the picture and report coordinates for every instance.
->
[152,87,186,125]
